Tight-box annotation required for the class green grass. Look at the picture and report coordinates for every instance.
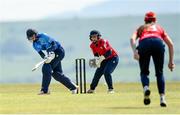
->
[0,82,180,114]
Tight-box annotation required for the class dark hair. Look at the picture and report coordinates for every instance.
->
[89,30,101,41]
[26,29,38,40]
[137,22,155,37]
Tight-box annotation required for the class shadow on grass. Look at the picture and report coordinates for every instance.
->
[107,106,153,109]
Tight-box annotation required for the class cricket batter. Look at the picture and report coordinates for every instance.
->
[26,29,78,95]
[130,11,175,107]
[88,30,119,93]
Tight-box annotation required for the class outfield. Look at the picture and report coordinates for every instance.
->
[0,82,180,114]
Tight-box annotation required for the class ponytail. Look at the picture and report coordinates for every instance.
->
[137,22,155,37]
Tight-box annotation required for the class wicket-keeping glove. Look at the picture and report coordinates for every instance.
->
[89,56,105,68]
[89,58,97,68]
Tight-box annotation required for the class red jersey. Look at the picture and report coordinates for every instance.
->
[136,24,168,42]
[90,38,118,59]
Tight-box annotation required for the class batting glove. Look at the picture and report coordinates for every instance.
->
[44,52,55,63]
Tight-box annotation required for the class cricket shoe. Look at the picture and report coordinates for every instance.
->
[108,89,115,94]
[160,95,167,107]
[38,91,50,95]
[87,89,95,94]
[71,89,78,94]
[143,86,151,105]
[71,85,79,94]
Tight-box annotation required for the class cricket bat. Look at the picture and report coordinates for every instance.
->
[32,59,47,72]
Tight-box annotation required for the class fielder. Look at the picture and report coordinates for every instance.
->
[88,30,119,93]
[130,11,175,107]
[26,29,78,95]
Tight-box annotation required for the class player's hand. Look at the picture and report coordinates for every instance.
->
[45,52,55,63]
[168,62,175,71]
[133,50,139,61]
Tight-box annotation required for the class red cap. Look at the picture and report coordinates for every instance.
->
[144,11,156,22]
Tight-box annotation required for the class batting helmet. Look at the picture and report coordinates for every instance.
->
[144,11,156,23]
[26,29,38,40]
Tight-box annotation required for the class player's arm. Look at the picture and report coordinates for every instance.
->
[163,32,175,71]
[41,33,58,53]
[89,45,100,68]
[47,40,57,52]
[94,53,99,57]
[89,45,105,68]
[101,40,112,58]
[130,31,139,60]
[103,50,112,58]
[38,50,55,63]
[90,45,99,57]
[38,51,46,59]
[33,43,46,59]
[130,32,138,53]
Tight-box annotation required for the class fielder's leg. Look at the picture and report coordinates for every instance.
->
[138,41,151,105]
[87,61,106,93]
[152,39,166,107]
[103,56,119,93]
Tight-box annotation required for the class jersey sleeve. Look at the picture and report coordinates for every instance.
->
[90,44,98,57]
[33,43,41,52]
[101,39,111,51]
[101,40,112,58]
[157,25,168,41]
[41,33,59,52]
[38,51,46,59]
[33,43,45,59]
[41,33,53,44]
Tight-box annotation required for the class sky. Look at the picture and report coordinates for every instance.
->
[0,0,106,22]
[0,0,179,22]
